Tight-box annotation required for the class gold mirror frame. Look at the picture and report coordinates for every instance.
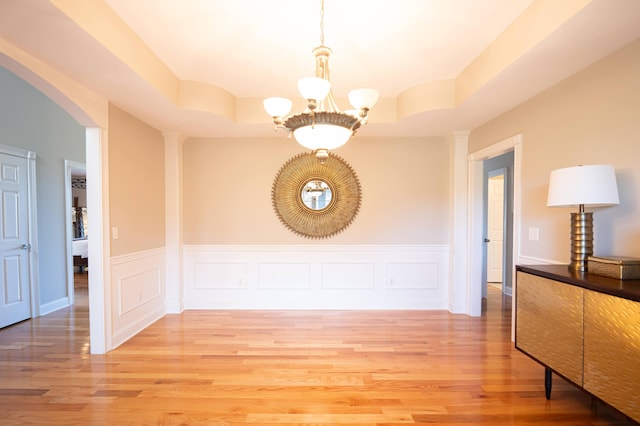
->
[272,152,361,239]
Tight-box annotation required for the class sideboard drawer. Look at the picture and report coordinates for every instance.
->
[584,290,640,420]
[516,271,584,385]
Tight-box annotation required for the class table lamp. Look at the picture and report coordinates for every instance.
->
[547,164,619,271]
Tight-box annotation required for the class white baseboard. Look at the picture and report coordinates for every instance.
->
[166,301,184,314]
[39,297,70,316]
[111,304,166,349]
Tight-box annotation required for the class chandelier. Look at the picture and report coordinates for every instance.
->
[263,0,379,162]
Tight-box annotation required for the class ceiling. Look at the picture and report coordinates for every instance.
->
[1,0,640,139]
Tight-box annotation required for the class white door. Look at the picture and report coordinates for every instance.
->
[487,170,505,284]
[0,152,32,328]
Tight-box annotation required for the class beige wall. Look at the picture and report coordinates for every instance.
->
[470,38,640,262]
[183,136,450,245]
[108,104,166,256]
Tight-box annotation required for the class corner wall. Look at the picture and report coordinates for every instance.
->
[469,38,640,263]
[180,135,452,309]
[0,66,85,311]
[107,105,166,348]
[183,136,450,245]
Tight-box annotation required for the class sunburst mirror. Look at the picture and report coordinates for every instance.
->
[272,152,361,239]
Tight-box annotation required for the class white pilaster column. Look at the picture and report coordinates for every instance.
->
[164,132,184,313]
[449,131,469,314]
[87,126,111,354]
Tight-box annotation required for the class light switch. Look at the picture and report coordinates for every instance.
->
[528,227,539,241]
[112,227,119,240]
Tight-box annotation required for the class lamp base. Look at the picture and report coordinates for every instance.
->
[569,211,593,271]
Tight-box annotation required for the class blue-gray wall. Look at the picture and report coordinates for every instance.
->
[0,66,85,307]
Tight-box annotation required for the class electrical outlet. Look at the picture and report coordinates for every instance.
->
[528,227,539,241]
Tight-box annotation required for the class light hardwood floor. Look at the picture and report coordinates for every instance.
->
[0,280,633,425]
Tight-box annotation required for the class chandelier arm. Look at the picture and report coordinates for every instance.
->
[272,124,288,136]
[320,91,340,113]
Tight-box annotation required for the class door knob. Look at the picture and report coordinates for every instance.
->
[484,238,490,243]
[21,243,31,250]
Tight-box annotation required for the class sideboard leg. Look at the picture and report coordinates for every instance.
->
[545,367,552,400]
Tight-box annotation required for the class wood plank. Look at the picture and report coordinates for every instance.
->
[0,288,632,425]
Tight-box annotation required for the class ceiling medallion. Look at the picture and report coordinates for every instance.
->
[272,152,361,239]
[263,0,379,162]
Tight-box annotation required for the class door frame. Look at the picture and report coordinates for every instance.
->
[468,134,522,340]
[0,143,39,319]
[64,160,86,307]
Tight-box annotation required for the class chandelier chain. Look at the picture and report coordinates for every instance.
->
[320,0,325,46]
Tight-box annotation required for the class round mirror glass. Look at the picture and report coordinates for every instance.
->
[301,180,332,210]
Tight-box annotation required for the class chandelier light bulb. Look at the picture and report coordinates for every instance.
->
[293,124,351,150]
[348,88,380,110]
[263,97,292,118]
[298,77,331,104]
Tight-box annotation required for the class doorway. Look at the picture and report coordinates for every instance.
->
[482,151,514,299]
[468,135,521,340]
[65,160,87,307]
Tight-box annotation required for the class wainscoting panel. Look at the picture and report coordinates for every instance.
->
[259,263,310,289]
[183,245,449,310]
[118,268,161,315]
[322,263,374,289]
[386,262,439,289]
[110,248,166,349]
[194,262,247,289]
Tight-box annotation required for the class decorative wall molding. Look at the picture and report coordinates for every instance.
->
[183,245,449,310]
[110,247,166,349]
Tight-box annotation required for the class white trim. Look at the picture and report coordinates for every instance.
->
[0,143,36,159]
[183,244,449,310]
[468,135,522,337]
[86,127,110,354]
[110,247,166,349]
[39,296,70,316]
[449,131,469,314]
[26,149,39,318]
[112,304,165,349]
[184,244,449,253]
[164,132,184,314]
[64,160,86,307]
[111,246,166,265]
[0,143,39,319]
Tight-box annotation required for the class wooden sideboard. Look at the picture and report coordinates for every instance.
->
[515,265,640,422]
